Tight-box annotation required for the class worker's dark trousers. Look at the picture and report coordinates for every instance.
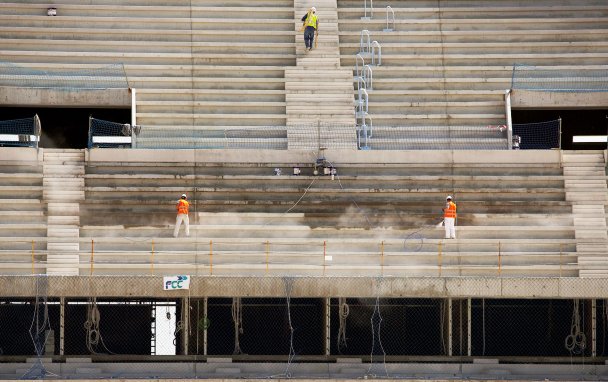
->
[304,26,316,49]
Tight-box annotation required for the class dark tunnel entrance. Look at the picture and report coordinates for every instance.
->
[1,107,130,149]
[512,109,608,150]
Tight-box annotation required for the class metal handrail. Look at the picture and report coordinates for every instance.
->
[384,6,395,31]
[363,64,373,90]
[356,88,369,117]
[359,30,371,55]
[355,53,365,84]
[358,114,373,150]
[371,41,382,66]
[362,0,373,19]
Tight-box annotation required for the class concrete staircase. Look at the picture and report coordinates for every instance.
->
[286,0,356,149]
[43,149,84,276]
[76,150,578,277]
[337,0,608,147]
[0,149,45,274]
[562,150,608,277]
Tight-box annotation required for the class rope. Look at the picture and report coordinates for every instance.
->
[565,299,586,355]
[337,297,350,353]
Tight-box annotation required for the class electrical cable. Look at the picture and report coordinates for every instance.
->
[283,278,296,377]
[367,294,388,377]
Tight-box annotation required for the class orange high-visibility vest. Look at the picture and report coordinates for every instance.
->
[444,201,457,218]
[177,199,189,214]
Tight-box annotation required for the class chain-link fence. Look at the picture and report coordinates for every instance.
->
[0,62,128,90]
[1,276,608,377]
[0,283,607,379]
[106,123,512,151]
[511,64,608,92]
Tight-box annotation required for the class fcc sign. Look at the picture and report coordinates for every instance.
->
[163,275,190,290]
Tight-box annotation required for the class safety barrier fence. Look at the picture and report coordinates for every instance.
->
[0,115,41,148]
[91,123,513,150]
[512,118,561,150]
[0,275,607,379]
[1,239,579,278]
[0,62,128,90]
[511,64,608,92]
[88,117,136,149]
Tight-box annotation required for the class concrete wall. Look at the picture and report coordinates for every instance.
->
[2,276,607,299]
[85,148,562,165]
[512,90,608,109]
[0,87,130,108]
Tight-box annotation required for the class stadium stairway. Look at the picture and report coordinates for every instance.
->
[286,0,357,149]
[43,149,84,276]
[562,150,608,277]
[337,0,608,147]
[0,149,45,275]
[77,152,579,277]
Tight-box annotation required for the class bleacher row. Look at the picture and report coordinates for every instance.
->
[0,147,606,277]
[1,0,608,137]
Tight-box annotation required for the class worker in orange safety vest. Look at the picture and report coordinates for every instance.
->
[173,193,190,238]
[442,195,457,239]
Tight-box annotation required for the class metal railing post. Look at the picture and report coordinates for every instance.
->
[380,240,385,275]
[558,117,562,149]
[505,89,513,149]
[90,239,95,276]
[361,0,373,20]
[31,240,35,274]
[438,241,442,277]
[131,88,137,127]
[359,30,371,55]
[497,242,502,276]
[209,240,213,275]
[265,240,270,275]
[151,240,155,275]
[323,240,327,276]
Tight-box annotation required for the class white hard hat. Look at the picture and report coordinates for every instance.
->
[446,195,452,200]
[311,6,316,12]
[181,194,187,199]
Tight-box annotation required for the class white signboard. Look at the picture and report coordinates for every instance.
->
[163,275,190,290]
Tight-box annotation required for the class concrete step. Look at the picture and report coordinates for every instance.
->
[48,216,80,225]
[47,203,80,215]
[47,242,80,251]
[47,227,80,238]
[43,165,85,176]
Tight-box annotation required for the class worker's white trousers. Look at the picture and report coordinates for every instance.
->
[444,217,456,239]
[174,213,190,238]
